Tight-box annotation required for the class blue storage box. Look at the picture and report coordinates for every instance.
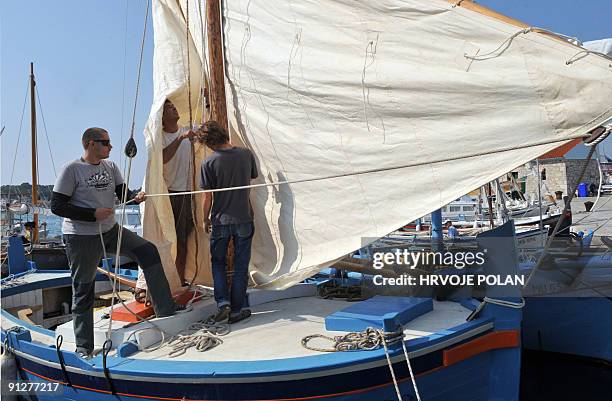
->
[325,296,433,333]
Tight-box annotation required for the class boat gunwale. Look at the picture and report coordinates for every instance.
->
[1,272,499,380]
[5,320,495,382]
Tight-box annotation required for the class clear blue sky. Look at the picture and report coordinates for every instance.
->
[1,0,610,187]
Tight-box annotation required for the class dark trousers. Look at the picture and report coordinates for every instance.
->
[64,224,175,353]
[210,222,254,313]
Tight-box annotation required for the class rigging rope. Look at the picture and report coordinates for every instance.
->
[524,145,597,289]
[301,328,421,401]
[119,0,131,174]
[197,0,210,120]
[400,337,421,401]
[467,297,525,322]
[463,24,612,66]
[465,28,532,61]
[566,49,612,66]
[34,86,57,177]
[107,0,151,341]
[185,0,203,289]
[7,81,30,203]
[142,129,603,199]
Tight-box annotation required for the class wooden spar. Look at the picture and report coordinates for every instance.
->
[444,0,529,29]
[30,62,39,244]
[446,0,584,49]
[206,0,234,278]
[206,0,228,131]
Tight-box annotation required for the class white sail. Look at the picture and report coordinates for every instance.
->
[141,0,612,290]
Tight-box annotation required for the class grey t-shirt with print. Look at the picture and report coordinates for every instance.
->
[53,158,123,235]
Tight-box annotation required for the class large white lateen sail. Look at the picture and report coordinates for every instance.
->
[139,0,612,291]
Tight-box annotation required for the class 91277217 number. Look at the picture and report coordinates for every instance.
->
[3,381,62,396]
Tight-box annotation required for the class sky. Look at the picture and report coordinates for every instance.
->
[1,0,611,188]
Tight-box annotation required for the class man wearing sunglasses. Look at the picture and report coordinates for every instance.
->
[51,127,181,358]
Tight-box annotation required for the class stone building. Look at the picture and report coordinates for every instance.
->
[514,158,599,199]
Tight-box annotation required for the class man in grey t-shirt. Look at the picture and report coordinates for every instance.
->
[199,121,258,324]
[51,127,179,357]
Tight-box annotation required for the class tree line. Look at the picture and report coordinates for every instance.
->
[1,183,55,201]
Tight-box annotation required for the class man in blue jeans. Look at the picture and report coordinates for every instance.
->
[199,121,258,324]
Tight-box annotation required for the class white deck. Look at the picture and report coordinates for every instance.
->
[118,296,469,362]
[3,276,472,362]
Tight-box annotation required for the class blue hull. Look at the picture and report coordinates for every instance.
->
[522,297,612,362]
[13,341,517,401]
[2,222,523,401]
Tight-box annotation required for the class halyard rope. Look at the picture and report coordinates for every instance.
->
[107,0,150,341]
[185,0,203,289]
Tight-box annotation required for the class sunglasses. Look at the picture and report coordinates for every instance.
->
[93,139,111,147]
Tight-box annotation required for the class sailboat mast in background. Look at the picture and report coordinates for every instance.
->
[30,62,39,244]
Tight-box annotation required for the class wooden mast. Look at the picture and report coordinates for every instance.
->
[30,62,39,244]
[206,0,228,131]
[206,0,234,277]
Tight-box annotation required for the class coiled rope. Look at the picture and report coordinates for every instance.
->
[301,327,421,401]
[301,327,399,352]
[167,318,229,357]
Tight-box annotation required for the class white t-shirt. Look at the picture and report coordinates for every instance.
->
[53,159,123,235]
[163,127,193,191]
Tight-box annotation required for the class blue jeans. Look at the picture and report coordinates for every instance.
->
[210,222,254,312]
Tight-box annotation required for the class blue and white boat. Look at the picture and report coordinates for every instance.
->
[1,223,523,401]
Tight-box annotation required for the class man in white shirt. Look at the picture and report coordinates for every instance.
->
[135,100,201,302]
[161,99,197,286]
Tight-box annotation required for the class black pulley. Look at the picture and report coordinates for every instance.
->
[124,137,137,158]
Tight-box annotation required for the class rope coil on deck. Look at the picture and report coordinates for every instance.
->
[301,327,402,352]
[167,320,230,358]
[301,327,422,401]
[316,280,364,302]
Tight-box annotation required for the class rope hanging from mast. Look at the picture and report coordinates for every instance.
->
[185,0,202,288]
[107,0,151,340]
